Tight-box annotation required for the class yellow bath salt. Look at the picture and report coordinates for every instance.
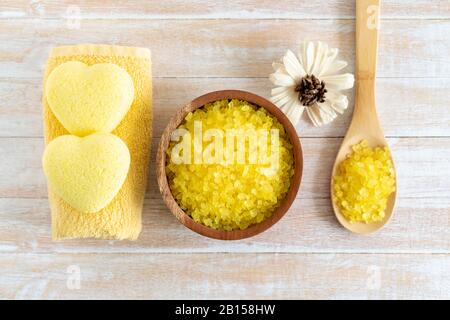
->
[166,99,295,231]
[332,140,396,223]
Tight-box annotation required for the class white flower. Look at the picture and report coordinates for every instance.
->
[269,41,354,127]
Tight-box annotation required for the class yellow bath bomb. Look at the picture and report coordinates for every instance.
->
[45,61,135,136]
[43,133,131,213]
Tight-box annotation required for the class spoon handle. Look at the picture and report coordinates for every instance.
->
[356,0,380,82]
[354,0,381,126]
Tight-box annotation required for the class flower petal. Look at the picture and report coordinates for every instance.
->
[319,109,337,125]
[310,42,329,76]
[321,73,354,90]
[272,65,289,77]
[269,72,296,87]
[317,48,339,77]
[296,41,306,67]
[271,89,297,108]
[320,60,348,76]
[281,99,304,126]
[299,41,316,74]
[270,86,295,105]
[306,104,322,126]
[272,61,284,72]
[283,49,305,80]
[270,89,289,104]
[271,85,291,96]
[326,90,349,114]
[317,100,338,121]
[279,97,294,112]
[286,103,304,127]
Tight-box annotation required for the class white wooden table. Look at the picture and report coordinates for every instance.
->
[0,0,449,299]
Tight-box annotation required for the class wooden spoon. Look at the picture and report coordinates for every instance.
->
[330,0,397,234]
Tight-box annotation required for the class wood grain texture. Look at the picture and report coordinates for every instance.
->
[1,19,450,79]
[1,0,449,19]
[0,0,449,300]
[1,253,449,299]
[0,197,448,254]
[1,77,450,138]
[1,137,449,199]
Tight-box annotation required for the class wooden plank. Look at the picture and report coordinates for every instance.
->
[1,19,450,78]
[0,196,448,253]
[2,77,450,138]
[0,137,449,199]
[1,0,449,19]
[1,1,448,301]
[1,253,448,299]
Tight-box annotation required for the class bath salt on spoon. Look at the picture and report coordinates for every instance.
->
[331,0,397,234]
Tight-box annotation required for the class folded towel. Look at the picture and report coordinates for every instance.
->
[43,44,152,240]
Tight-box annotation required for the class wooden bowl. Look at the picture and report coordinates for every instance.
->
[156,90,303,240]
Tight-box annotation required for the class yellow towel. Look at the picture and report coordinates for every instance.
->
[43,44,152,240]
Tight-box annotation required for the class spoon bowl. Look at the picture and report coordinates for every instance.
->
[331,133,397,235]
[331,0,397,234]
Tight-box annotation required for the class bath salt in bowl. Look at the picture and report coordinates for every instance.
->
[156,90,303,240]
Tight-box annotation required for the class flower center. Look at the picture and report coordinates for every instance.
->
[295,74,327,107]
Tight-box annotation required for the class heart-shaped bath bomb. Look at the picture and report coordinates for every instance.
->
[45,61,135,136]
[43,133,131,213]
